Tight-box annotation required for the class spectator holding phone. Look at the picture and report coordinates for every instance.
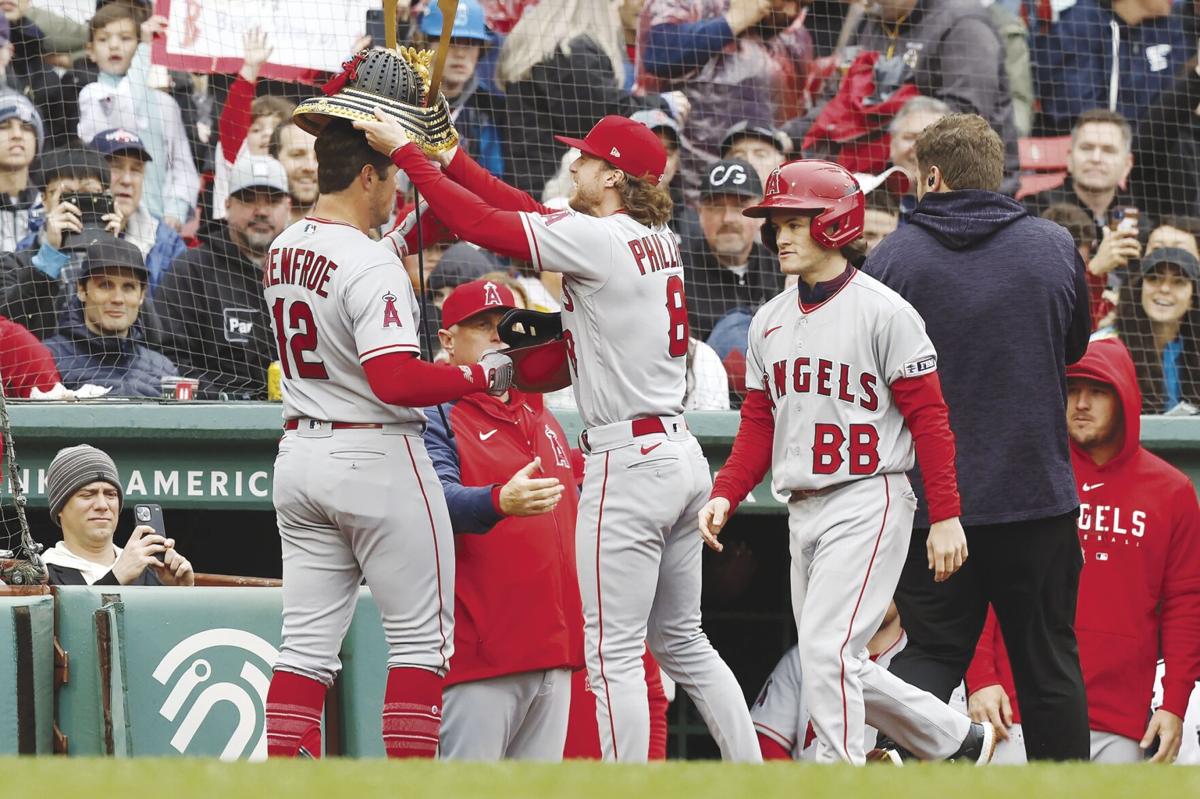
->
[0,147,122,339]
[40,444,193,586]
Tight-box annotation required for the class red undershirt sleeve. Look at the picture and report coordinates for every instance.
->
[362,352,487,407]
[710,389,775,515]
[965,605,1003,692]
[890,371,961,524]
[444,147,554,214]
[391,144,533,261]
[218,75,255,167]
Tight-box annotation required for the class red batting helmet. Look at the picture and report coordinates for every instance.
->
[743,159,865,250]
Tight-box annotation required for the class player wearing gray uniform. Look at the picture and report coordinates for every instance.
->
[261,119,512,759]
[700,160,993,766]
[753,605,908,760]
[355,111,760,763]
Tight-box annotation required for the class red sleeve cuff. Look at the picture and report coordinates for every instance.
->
[1162,679,1195,718]
[711,389,775,515]
[490,483,506,516]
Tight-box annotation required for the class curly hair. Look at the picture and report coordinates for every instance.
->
[617,174,673,229]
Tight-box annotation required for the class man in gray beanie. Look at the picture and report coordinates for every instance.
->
[39,444,193,586]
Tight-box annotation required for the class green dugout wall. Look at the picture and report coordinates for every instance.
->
[5,403,1199,513]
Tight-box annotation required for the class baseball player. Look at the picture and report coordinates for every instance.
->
[698,159,993,766]
[261,115,513,759]
[753,603,907,760]
[354,110,760,762]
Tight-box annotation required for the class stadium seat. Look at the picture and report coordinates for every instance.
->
[1016,135,1071,199]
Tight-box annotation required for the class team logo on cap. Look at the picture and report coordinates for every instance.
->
[483,281,502,306]
[708,164,748,187]
[108,129,139,143]
[382,292,403,328]
[610,146,621,158]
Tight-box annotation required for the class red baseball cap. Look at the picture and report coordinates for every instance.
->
[555,115,667,184]
[440,278,516,329]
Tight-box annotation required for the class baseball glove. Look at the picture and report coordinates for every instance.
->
[498,309,572,393]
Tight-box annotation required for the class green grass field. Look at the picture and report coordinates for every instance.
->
[7,760,1200,798]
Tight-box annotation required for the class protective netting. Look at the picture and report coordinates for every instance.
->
[0,0,1196,414]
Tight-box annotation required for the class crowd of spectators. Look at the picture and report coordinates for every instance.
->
[2,0,1200,410]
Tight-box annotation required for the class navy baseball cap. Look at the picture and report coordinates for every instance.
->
[700,158,763,200]
[89,128,153,162]
[720,121,792,157]
[1141,247,1200,280]
[81,232,149,282]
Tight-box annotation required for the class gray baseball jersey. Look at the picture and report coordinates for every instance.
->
[264,217,426,424]
[517,209,687,428]
[516,208,757,763]
[745,272,938,492]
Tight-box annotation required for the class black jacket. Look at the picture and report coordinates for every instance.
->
[863,190,1091,527]
[45,562,161,586]
[681,233,783,341]
[1023,176,1147,241]
[155,224,274,399]
[500,36,664,195]
[1130,65,1200,219]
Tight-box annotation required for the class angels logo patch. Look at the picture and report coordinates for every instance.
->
[381,292,403,328]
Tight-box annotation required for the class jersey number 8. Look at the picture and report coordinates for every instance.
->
[666,275,689,358]
[272,298,329,380]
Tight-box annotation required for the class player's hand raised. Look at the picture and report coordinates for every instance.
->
[354,107,414,159]
[500,457,565,517]
[699,497,731,552]
[927,516,968,582]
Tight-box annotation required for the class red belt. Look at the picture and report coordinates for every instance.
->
[283,420,383,430]
[630,417,667,437]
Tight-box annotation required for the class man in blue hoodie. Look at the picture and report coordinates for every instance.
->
[44,232,177,397]
[1033,0,1192,135]
[863,113,1093,761]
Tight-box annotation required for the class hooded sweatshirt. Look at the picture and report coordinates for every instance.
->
[863,190,1092,527]
[1067,337,1200,739]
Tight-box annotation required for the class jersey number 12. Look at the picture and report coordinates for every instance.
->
[272,298,329,380]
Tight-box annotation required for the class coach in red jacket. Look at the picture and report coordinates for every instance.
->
[968,337,1200,763]
[422,279,584,760]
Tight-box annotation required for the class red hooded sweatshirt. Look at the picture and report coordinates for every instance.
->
[1067,337,1200,739]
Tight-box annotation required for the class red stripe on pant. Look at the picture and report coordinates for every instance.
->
[405,437,449,672]
[837,474,891,762]
[593,452,618,760]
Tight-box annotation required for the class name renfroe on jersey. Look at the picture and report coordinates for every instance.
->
[264,218,425,425]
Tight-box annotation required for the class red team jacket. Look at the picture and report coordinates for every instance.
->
[967,338,1200,740]
[423,389,585,688]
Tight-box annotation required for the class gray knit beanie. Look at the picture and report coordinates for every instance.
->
[46,445,123,526]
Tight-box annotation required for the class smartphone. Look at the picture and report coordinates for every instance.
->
[365,9,386,47]
[1109,206,1140,235]
[59,191,117,250]
[59,191,115,227]
[133,503,167,563]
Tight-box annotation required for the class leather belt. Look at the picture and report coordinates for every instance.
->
[283,420,383,430]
